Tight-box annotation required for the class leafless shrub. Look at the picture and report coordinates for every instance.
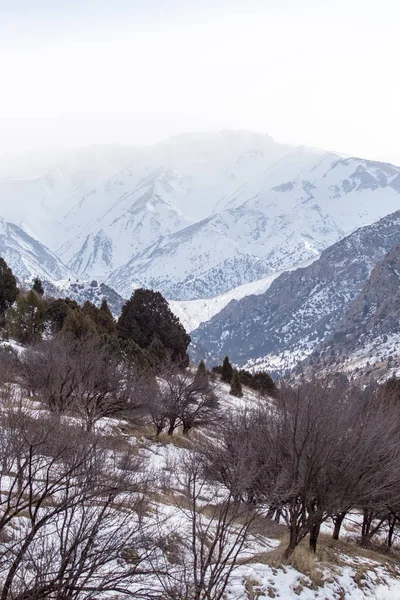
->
[0,404,157,599]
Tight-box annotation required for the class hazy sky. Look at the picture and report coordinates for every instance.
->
[1,0,400,164]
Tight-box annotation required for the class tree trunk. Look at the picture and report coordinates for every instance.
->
[182,424,191,436]
[332,511,347,541]
[387,515,396,549]
[360,508,374,547]
[283,524,298,559]
[309,520,321,553]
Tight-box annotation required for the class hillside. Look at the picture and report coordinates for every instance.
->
[313,244,400,379]
[42,279,126,316]
[1,343,400,598]
[0,216,75,283]
[191,210,400,372]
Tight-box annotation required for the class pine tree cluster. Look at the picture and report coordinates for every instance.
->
[212,355,275,398]
[0,262,191,371]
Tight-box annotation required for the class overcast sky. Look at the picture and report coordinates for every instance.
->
[1,0,400,164]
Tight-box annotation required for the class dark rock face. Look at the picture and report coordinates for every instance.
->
[318,245,400,360]
[191,210,400,369]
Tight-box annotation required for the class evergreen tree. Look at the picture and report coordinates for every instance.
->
[117,288,190,365]
[147,334,168,369]
[252,371,276,397]
[7,290,46,344]
[82,300,99,323]
[194,359,209,386]
[102,335,154,372]
[0,258,18,325]
[82,300,116,336]
[238,369,253,388]
[221,356,233,383]
[61,308,97,340]
[32,277,44,296]
[45,297,81,333]
[229,370,243,398]
[97,299,116,336]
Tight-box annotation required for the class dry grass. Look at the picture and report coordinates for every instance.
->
[154,432,193,449]
[244,577,264,599]
[244,529,400,594]
[286,545,325,589]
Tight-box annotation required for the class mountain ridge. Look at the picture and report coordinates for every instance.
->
[190,209,400,372]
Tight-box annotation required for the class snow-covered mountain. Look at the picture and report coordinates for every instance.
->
[0,145,145,246]
[190,210,400,373]
[1,131,400,302]
[0,217,75,283]
[107,155,400,299]
[58,168,191,280]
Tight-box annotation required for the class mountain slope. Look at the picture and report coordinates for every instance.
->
[190,210,400,371]
[0,217,75,283]
[107,155,400,299]
[58,168,191,280]
[2,132,400,301]
[0,145,144,247]
[312,244,400,378]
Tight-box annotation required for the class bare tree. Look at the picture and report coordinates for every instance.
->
[0,405,158,599]
[156,453,259,600]
[19,337,76,411]
[19,335,148,431]
[148,366,220,436]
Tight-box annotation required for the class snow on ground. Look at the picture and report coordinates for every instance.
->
[169,274,281,332]
[227,559,400,600]
[170,258,319,333]
[4,381,400,598]
[336,332,400,382]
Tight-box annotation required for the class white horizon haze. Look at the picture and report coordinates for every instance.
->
[1,0,400,166]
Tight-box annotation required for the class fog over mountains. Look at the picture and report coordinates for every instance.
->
[2,131,400,301]
[1,130,400,373]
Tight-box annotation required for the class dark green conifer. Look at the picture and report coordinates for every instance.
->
[97,299,116,335]
[229,370,243,398]
[194,359,209,386]
[7,290,46,344]
[0,258,18,325]
[61,308,97,339]
[45,297,80,333]
[221,356,233,383]
[147,334,168,369]
[117,288,190,365]
[32,277,44,296]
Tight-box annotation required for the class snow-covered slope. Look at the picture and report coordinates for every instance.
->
[0,217,75,282]
[0,145,144,247]
[107,155,400,299]
[168,258,319,333]
[2,132,400,302]
[191,210,400,372]
[58,168,191,280]
[169,274,280,333]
